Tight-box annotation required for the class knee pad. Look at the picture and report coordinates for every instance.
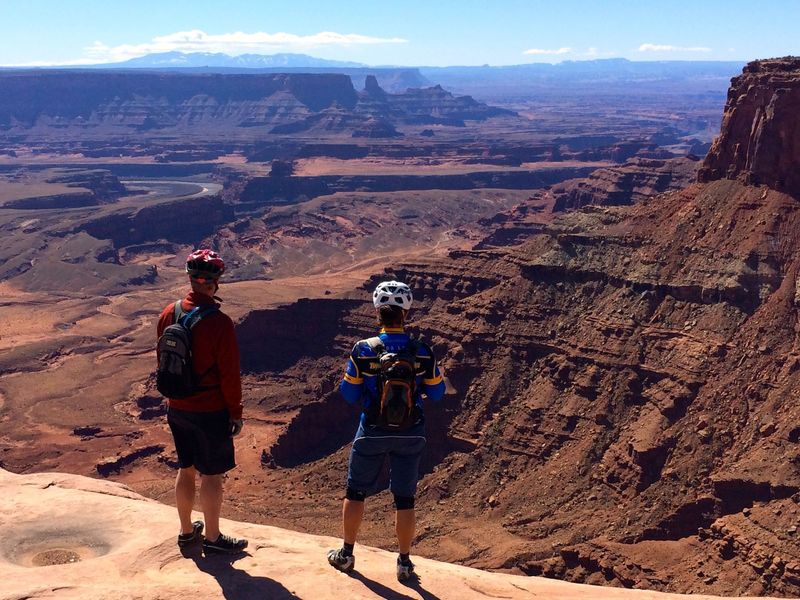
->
[346,487,366,502]
[394,495,415,510]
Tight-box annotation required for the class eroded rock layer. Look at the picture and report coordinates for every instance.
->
[551,157,701,211]
[357,180,800,596]
[0,71,511,140]
[214,180,800,596]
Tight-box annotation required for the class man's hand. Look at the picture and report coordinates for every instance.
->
[229,419,243,437]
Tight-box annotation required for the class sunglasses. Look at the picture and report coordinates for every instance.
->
[191,276,219,284]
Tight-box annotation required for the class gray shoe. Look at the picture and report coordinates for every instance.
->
[397,556,415,581]
[328,548,355,573]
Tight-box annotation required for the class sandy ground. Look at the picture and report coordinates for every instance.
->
[0,152,253,166]
[293,157,613,176]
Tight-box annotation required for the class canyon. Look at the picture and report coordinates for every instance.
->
[1,57,798,597]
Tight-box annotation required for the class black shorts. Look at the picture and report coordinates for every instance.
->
[167,407,235,475]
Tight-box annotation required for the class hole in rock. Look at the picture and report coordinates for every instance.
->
[32,549,81,566]
[3,527,111,567]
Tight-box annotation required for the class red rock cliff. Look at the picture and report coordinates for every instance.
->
[699,57,800,198]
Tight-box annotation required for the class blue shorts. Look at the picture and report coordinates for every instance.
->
[347,421,426,498]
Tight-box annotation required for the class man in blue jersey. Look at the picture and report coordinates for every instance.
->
[328,280,445,581]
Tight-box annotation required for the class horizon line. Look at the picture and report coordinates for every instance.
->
[0,55,766,70]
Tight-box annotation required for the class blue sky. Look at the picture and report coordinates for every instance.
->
[1,0,797,67]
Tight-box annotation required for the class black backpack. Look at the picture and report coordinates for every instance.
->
[156,301,219,398]
[365,337,420,430]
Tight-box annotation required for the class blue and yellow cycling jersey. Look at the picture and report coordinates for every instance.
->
[340,327,445,424]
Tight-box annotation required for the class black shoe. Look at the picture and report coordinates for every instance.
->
[177,521,204,547]
[203,533,248,554]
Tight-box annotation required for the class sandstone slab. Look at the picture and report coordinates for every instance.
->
[0,469,771,600]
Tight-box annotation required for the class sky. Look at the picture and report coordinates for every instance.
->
[0,0,797,67]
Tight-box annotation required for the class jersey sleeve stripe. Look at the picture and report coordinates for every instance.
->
[348,357,361,377]
[423,374,444,385]
[343,373,364,385]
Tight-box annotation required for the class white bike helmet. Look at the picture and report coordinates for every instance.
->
[372,280,413,310]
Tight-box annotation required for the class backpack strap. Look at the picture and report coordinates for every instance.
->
[365,336,385,355]
[181,304,221,389]
[173,299,220,329]
[183,304,220,330]
[173,300,184,324]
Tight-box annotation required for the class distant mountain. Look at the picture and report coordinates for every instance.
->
[419,58,747,101]
[67,52,427,93]
[2,53,748,103]
[94,51,366,69]
[421,58,746,81]
[108,54,746,102]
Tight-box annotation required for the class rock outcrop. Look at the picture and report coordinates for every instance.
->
[354,78,514,126]
[0,168,128,209]
[699,57,800,198]
[0,71,359,128]
[1,468,758,600]
[75,193,233,247]
[0,71,513,141]
[46,169,128,202]
[551,157,701,211]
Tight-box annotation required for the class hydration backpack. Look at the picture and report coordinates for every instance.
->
[366,337,420,430]
[156,301,219,398]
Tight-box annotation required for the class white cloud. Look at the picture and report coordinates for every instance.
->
[82,29,408,63]
[638,43,711,53]
[523,47,572,56]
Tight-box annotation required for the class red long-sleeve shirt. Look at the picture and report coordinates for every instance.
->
[156,291,243,420]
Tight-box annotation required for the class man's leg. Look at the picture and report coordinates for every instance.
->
[343,497,365,544]
[329,428,383,570]
[342,429,384,547]
[175,466,197,534]
[388,429,425,573]
[395,507,415,554]
[328,492,364,571]
[199,473,224,541]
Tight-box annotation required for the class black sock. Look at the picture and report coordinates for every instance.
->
[342,542,354,556]
[399,552,411,564]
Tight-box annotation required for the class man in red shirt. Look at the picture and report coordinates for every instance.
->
[156,249,247,554]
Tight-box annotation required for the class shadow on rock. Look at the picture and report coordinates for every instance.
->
[347,570,440,600]
[400,574,442,600]
[182,545,299,599]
